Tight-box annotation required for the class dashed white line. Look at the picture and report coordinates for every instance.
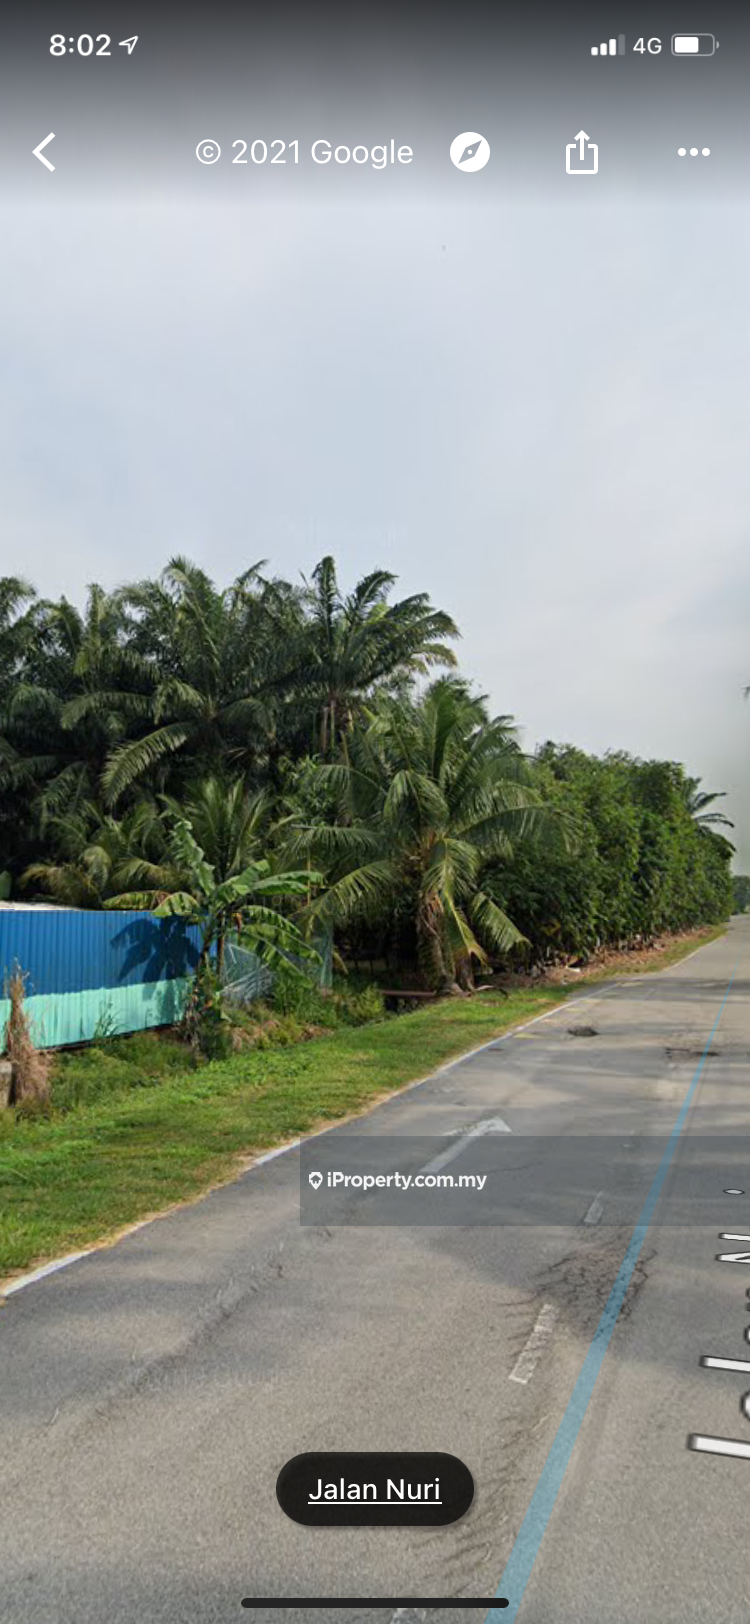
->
[688,1434,750,1460]
[583,1191,605,1226]
[509,1303,560,1385]
[700,1355,750,1374]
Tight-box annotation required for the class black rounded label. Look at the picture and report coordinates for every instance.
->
[276,1450,474,1526]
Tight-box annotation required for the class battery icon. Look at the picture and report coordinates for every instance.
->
[672,33,716,55]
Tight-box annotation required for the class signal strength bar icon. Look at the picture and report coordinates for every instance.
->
[591,34,625,55]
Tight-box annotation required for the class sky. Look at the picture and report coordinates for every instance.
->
[2,196,748,863]
[1,6,743,857]
[1,6,747,858]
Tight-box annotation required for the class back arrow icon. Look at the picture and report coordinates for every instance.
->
[33,133,55,171]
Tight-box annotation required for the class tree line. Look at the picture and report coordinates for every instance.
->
[0,558,734,992]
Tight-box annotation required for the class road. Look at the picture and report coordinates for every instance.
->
[1,918,748,1623]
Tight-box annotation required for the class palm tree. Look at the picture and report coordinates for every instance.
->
[0,577,36,680]
[296,556,459,756]
[22,773,288,910]
[683,776,735,834]
[99,559,284,804]
[21,799,164,908]
[286,679,563,992]
[0,578,38,870]
[160,776,276,884]
[0,584,147,831]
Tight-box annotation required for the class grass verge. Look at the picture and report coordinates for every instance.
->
[0,920,728,1284]
[0,986,567,1282]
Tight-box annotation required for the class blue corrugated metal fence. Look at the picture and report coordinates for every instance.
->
[0,909,203,1049]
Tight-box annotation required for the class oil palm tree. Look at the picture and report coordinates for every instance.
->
[100,559,284,804]
[296,556,459,756]
[286,679,564,991]
[682,775,734,834]
[0,584,149,829]
[0,577,36,680]
[22,775,285,914]
[21,799,164,908]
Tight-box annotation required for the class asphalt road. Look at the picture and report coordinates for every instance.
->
[2,918,749,1624]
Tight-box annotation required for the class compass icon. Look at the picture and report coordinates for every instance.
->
[450,132,490,171]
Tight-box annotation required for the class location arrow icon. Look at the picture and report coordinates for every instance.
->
[32,133,55,171]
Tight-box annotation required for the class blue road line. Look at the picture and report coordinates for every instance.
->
[486,956,740,1623]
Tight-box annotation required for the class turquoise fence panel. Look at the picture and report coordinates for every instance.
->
[0,909,333,1049]
[0,909,202,1051]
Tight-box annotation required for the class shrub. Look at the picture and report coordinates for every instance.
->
[336,985,386,1025]
[271,964,339,1028]
[184,963,233,1061]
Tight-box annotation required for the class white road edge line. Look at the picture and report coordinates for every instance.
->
[509,1303,560,1385]
[4,1223,149,1297]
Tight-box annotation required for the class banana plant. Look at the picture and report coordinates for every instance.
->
[106,816,322,979]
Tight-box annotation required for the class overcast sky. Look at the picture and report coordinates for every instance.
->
[3,200,748,864]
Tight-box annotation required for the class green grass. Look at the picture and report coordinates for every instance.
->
[0,986,566,1279]
[50,1029,199,1112]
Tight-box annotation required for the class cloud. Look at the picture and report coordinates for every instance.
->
[2,201,748,860]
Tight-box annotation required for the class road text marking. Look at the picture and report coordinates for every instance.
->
[509,1304,560,1385]
[421,1116,511,1175]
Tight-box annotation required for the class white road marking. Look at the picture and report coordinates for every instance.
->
[252,1141,301,1166]
[719,1233,750,1242]
[2,1217,157,1297]
[583,1191,605,1225]
[701,1355,750,1373]
[509,1303,560,1385]
[420,1116,511,1175]
[688,1434,750,1460]
[5,1246,101,1295]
